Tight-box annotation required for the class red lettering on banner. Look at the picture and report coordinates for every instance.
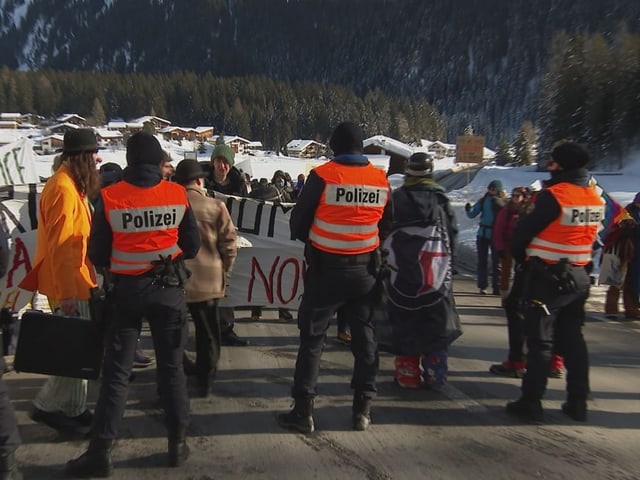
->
[6,237,32,288]
[248,256,305,305]
[248,256,277,302]
[277,257,300,303]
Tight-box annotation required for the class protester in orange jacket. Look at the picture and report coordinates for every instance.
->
[19,128,101,436]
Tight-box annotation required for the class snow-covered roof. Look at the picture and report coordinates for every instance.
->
[95,128,123,139]
[364,135,414,157]
[56,113,86,123]
[0,113,22,121]
[287,139,323,150]
[134,115,171,125]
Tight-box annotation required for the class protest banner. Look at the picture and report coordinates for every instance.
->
[0,186,305,312]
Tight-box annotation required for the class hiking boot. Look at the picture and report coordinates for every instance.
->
[278,308,293,323]
[277,398,314,433]
[221,329,249,347]
[65,439,113,478]
[549,354,564,378]
[133,349,154,368]
[394,356,421,389]
[352,393,372,431]
[336,331,352,346]
[489,360,525,378]
[561,396,587,422]
[31,407,93,436]
[506,397,544,424]
[168,436,190,467]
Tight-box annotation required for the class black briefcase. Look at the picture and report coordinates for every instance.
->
[14,310,103,380]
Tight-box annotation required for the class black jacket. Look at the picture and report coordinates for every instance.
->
[89,164,201,269]
[205,166,248,197]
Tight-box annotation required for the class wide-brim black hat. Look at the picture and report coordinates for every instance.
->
[60,128,101,153]
[174,159,205,184]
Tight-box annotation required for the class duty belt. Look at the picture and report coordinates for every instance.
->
[315,251,372,266]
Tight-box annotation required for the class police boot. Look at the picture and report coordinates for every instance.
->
[168,433,190,467]
[65,438,113,478]
[277,398,314,433]
[561,394,587,422]
[352,393,372,431]
[0,452,23,480]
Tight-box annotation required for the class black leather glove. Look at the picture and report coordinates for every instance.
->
[464,203,472,212]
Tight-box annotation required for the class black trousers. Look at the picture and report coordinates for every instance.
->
[187,299,221,383]
[0,359,20,456]
[293,259,379,401]
[504,268,526,363]
[92,276,189,441]
[521,283,590,401]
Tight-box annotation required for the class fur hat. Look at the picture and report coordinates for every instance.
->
[405,152,433,177]
[551,142,591,170]
[329,121,363,155]
[126,132,163,166]
[211,144,235,167]
[174,159,205,185]
[62,128,99,153]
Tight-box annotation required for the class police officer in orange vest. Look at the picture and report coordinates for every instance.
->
[506,142,604,424]
[66,132,200,477]
[278,121,391,433]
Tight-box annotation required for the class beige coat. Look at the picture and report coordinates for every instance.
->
[183,186,237,302]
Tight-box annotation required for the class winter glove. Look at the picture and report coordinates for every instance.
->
[464,203,472,212]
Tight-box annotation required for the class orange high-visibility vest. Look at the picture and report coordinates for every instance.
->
[101,181,189,275]
[309,161,389,255]
[526,183,604,265]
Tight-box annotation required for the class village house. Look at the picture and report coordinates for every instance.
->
[107,119,144,135]
[56,114,86,126]
[95,128,124,147]
[210,135,252,154]
[133,115,172,131]
[286,139,326,158]
[0,113,23,129]
[39,134,65,154]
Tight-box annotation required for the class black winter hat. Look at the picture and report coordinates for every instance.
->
[551,142,591,170]
[329,121,363,155]
[174,159,205,185]
[62,128,99,153]
[405,152,434,177]
[126,132,163,166]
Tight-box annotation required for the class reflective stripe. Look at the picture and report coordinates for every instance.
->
[312,218,379,235]
[525,247,592,263]
[110,262,152,272]
[309,230,378,250]
[111,245,181,263]
[527,237,593,252]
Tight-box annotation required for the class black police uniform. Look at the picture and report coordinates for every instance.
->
[66,162,200,477]
[508,167,601,422]
[280,149,391,433]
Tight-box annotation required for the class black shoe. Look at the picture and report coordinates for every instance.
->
[548,368,564,379]
[561,400,587,422]
[506,398,544,424]
[168,437,190,467]
[65,440,113,478]
[221,330,249,347]
[277,399,314,433]
[352,393,372,431]
[183,355,198,376]
[492,288,500,296]
[31,408,92,436]
[489,361,525,379]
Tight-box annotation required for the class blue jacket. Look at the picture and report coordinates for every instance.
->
[466,193,504,240]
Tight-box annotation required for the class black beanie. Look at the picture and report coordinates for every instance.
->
[126,132,163,166]
[551,142,591,170]
[329,121,364,155]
